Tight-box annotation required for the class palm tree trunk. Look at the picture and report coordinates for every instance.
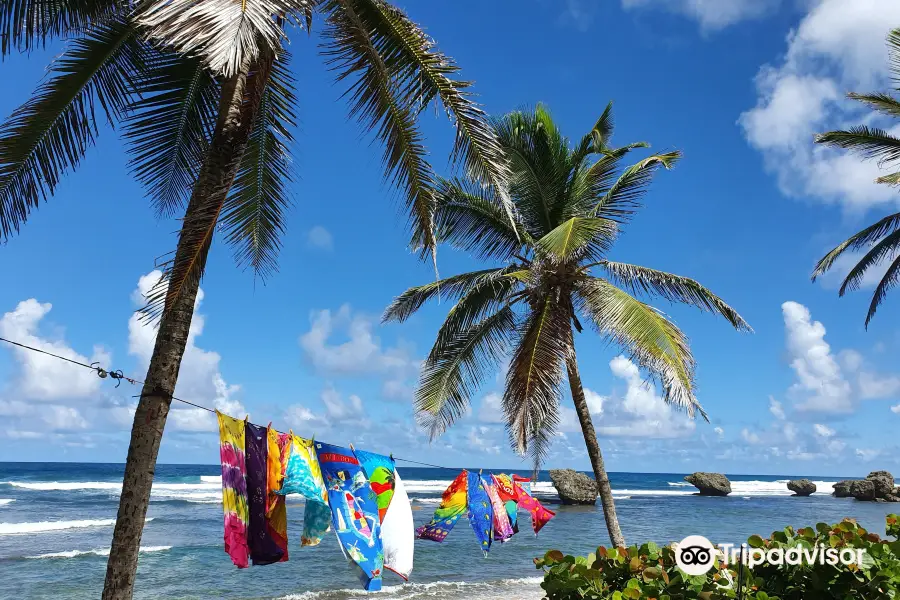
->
[101,52,272,600]
[565,352,626,548]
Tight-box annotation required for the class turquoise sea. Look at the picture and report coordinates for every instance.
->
[0,463,897,599]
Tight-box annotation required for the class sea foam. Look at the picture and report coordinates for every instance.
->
[0,517,152,535]
[27,546,172,559]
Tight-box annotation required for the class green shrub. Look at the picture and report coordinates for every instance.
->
[535,514,900,600]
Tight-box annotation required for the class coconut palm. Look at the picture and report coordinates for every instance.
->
[811,29,900,328]
[384,105,751,547]
[0,2,510,598]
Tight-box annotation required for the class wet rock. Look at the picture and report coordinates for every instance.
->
[850,479,876,501]
[684,472,731,496]
[787,479,816,496]
[548,469,598,505]
[832,481,854,498]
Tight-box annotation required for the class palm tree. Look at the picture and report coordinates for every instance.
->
[384,105,751,547]
[0,2,510,598]
[811,29,900,328]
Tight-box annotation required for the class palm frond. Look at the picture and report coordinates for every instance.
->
[814,126,900,165]
[599,260,752,331]
[220,51,296,280]
[535,217,617,262]
[571,101,615,165]
[864,253,900,328]
[0,18,143,242]
[889,27,900,83]
[142,52,274,321]
[347,0,515,229]
[0,0,118,56]
[590,151,681,223]
[383,267,512,323]
[502,292,570,466]
[321,0,437,258]
[877,171,900,186]
[837,229,900,296]
[434,177,527,260]
[811,212,900,280]
[137,0,307,76]
[416,306,516,439]
[576,277,703,418]
[124,51,219,218]
[847,92,900,118]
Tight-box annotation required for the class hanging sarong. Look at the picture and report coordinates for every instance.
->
[216,411,250,569]
[265,428,289,561]
[492,474,519,533]
[277,435,331,547]
[315,442,383,592]
[354,449,415,580]
[484,475,514,542]
[515,483,555,534]
[416,470,467,543]
[245,422,285,565]
[467,471,493,554]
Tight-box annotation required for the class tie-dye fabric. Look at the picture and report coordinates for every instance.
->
[492,474,519,533]
[245,422,285,566]
[276,435,331,547]
[265,428,289,561]
[415,470,467,542]
[467,471,493,554]
[515,483,555,535]
[315,442,383,591]
[484,476,514,542]
[353,449,415,580]
[216,411,249,569]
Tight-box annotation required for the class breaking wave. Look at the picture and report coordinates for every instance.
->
[0,517,152,535]
[27,546,171,559]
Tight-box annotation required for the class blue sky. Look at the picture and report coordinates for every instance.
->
[2,0,900,476]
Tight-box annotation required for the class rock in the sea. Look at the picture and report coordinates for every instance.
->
[548,469,598,505]
[850,479,876,501]
[787,479,816,496]
[832,480,854,497]
[684,472,731,496]
[866,471,895,499]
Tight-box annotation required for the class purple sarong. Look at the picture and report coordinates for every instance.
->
[245,422,285,566]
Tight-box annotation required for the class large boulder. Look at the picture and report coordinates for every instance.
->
[833,480,854,497]
[548,469,598,505]
[684,472,731,496]
[850,479,876,501]
[866,471,895,499]
[787,479,816,496]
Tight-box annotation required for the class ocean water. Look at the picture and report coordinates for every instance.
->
[0,463,897,599]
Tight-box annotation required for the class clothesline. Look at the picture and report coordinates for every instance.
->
[0,335,456,471]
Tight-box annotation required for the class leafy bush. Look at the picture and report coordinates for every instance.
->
[535,514,900,600]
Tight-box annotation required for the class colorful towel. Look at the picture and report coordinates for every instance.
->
[276,435,331,547]
[484,475,514,542]
[245,422,285,565]
[354,449,415,580]
[467,471,493,554]
[265,428,289,561]
[315,442,384,592]
[492,474,519,533]
[416,470,468,543]
[216,411,250,569]
[516,483,555,535]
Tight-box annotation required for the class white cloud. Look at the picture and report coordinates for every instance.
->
[714,426,725,438]
[813,423,835,437]
[856,448,882,461]
[587,356,696,439]
[321,386,364,422]
[621,0,780,31]
[43,406,88,431]
[128,271,244,432]
[741,428,761,444]
[300,305,416,377]
[468,426,501,455]
[306,226,334,251]
[740,0,900,211]
[781,301,853,413]
[769,396,786,420]
[0,299,110,402]
[479,392,505,424]
[858,372,900,400]
[891,404,900,414]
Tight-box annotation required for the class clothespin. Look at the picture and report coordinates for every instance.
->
[349,443,356,452]
[244,414,249,423]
